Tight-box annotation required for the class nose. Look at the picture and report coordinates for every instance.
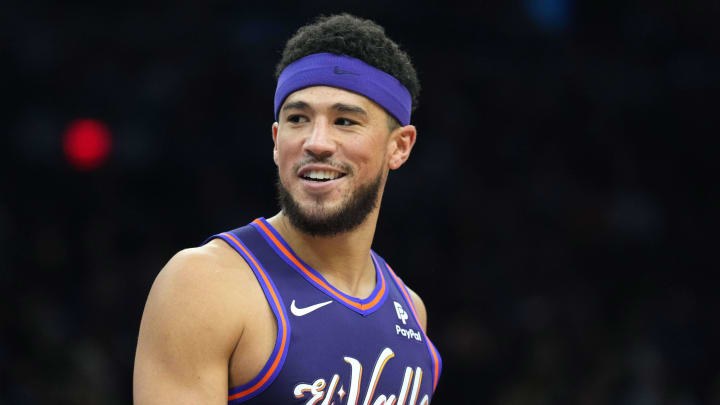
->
[303,117,336,160]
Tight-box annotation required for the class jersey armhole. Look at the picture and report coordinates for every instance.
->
[383,262,443,393]
[206,232,292,403]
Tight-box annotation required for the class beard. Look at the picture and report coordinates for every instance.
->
[276,169,384,237]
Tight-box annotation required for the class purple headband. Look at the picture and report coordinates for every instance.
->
[274,53,412,126]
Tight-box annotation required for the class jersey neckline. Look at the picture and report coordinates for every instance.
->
[251,217,388,316]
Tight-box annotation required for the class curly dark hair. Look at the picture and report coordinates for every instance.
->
[275,14,420,116]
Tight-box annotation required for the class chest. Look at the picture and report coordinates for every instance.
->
[249,289,434,405]
[216,221,440,404]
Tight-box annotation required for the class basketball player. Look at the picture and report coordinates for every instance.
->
[134,14,441,404]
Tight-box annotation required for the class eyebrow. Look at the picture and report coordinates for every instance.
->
[332,103,368,117]
[282,100,310,111]
[281,101,368,117]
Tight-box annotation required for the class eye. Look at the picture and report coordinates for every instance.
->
[335,118,357,126]
[287,115,308,124]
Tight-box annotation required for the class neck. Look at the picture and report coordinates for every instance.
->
[266,209,380,299]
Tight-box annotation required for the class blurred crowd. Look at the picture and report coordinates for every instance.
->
[2,1,718,404]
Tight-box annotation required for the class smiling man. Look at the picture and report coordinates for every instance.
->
[134,14,441,405]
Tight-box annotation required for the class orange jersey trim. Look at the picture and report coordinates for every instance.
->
[222,232,289,402]
[253,219,386,312]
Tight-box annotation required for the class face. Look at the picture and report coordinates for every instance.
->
[273,86,415,236]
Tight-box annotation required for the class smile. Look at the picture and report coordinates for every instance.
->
[297,165,349,184]
[300,170,347,182]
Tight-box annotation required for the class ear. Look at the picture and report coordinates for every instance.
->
[387,124,417,170]
[272,122,279,166]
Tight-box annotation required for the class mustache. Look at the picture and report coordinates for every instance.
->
[293,157,352,174]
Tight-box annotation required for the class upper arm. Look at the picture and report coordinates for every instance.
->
[407,287,429,333]
[133,247,247,405]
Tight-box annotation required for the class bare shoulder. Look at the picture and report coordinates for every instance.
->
[136,238,258,355]
[155,239,254,295]
[134,239,260,404]
[406,286,429,333]
[148,239,255,326]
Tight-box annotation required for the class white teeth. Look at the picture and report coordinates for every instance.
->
[304,170,341,180]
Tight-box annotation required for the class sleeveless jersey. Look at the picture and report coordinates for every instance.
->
[204,218,442,404]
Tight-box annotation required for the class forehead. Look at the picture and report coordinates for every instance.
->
[282,86,384,116]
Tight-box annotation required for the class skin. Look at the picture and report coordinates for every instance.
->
[133,86,428,405]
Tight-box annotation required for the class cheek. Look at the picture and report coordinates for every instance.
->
[349,141,387,175]
[275,137,299,168]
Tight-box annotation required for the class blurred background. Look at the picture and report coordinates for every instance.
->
[2,0,719,404]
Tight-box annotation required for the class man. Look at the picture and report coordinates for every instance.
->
[134,14,441,405]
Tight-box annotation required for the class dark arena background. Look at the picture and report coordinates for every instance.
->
[2,1,719,404]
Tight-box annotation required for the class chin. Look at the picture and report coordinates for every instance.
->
[275,169,383,237]
[296,200,345,220]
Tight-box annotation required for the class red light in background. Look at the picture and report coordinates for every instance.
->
[62,119,112,170]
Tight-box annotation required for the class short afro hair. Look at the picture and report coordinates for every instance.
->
[275,13,420,113]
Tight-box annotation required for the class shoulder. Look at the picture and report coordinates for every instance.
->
[158,239,253,287]
[134,239,263,402]
[406,286,429,333]
[382,258,430,333]
[153,240,254,309]
[140,239,260,347]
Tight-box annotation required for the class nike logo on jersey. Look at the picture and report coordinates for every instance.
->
[290,299,333,316]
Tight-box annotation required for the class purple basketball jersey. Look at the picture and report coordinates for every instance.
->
[205,218,442,404]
